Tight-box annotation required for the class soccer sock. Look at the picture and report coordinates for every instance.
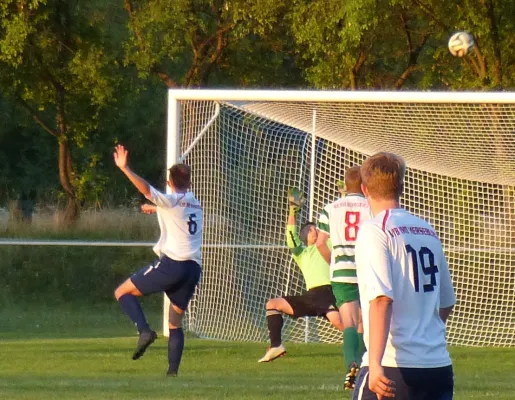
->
[118,294,150,333]
[266,310,283,347]
[168,328,185,375]
[343,327,359,371]
[357,332,366,367]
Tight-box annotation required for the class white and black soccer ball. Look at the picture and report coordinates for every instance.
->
[448,31,475,57]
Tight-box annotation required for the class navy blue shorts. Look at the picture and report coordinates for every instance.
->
[353,365,454,400]
[130,256,201,311]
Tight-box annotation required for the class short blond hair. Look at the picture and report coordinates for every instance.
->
[361,152,406,200]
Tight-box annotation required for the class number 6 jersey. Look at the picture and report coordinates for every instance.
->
[355,208,456,368]
[317,194,371,284]
[146,185,203,265]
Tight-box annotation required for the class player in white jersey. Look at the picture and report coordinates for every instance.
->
[316,166,370,389]
[353,152,456,400]
[113,144,203,377]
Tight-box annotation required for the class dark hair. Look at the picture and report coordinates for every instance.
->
[168,163,191,191]
[299,222,316,245]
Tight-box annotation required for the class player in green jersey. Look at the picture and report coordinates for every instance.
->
[258,188,344,363]
[316,166,370,390]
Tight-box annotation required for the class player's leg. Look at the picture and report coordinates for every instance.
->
[114,263,159,342]
[325,310,344,331]
[357,308,366,366]
[166,302,185,377]
[165,260,201,377]
[332,282,362,389]
[340,300,361,389]
[258,297,294,362]
[121,257,189,360]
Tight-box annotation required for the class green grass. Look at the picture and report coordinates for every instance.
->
[1,306,515,400]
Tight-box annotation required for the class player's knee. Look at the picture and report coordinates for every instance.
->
[114,286,123,300]
[328,312,344,331]
[265,298,279,310]
[168,302,184,329]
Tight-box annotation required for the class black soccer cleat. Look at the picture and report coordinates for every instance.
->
[344,362,359,390]
[132,330,158,360]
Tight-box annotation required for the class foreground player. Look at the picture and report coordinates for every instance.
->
[113,144,203,377]
[258,188,343,362]
[316,166,370,389]
[353,152,456,399]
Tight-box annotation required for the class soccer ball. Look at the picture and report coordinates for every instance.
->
[448,32,474,57]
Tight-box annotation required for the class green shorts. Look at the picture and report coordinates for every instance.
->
[331,282,359,308]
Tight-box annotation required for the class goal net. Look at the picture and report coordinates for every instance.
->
[164,90,515,347]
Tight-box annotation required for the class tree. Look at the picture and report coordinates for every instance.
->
[287,0,515,90]
[123,0,303,88]
[0,0,124,223]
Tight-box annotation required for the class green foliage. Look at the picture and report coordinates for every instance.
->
[0,245,153,304]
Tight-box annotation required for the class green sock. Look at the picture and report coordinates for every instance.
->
[357,332,366,367]
[343,327,359,371]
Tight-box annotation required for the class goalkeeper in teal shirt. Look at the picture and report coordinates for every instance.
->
[259,188,344,363]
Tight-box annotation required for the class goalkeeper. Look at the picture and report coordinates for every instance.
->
[258,188,344,363]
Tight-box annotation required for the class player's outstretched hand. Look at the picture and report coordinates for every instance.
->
[369,365,395,399]
[141,204,157,214]
[114,144,128,169]
[287,187,305,208]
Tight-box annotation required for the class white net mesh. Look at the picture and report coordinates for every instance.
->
[169,96,515,347]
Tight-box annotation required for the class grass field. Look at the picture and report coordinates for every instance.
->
[1,305,515,400]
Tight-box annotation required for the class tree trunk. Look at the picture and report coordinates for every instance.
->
[56,87,79,226]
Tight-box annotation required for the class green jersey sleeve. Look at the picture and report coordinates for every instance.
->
[317,207,330,234]
[286,225,304,256]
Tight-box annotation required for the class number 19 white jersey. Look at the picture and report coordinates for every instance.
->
[356,208,456,368]
[318,194,370,284]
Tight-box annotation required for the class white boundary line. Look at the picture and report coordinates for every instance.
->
[0,240,513,253]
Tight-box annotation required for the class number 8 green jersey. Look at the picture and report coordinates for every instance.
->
[317,194,370,284]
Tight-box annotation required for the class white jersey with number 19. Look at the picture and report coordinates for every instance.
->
[356,208,456,368]
[146,186,203,265]
[317,194,370,284]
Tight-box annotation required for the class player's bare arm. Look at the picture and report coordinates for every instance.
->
[141,204,157,214]
[368,295,396,399]
[315,231,331,264]
[113,144,151,197]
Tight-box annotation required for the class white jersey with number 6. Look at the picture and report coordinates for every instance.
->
[146,186,203,265]
[318,194,370,284]
[356,208,456,368]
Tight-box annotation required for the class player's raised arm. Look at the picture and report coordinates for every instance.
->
[286,187,305,256]
[315,208,331,264]
[113,144,151,198]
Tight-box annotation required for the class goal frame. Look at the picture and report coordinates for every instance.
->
[163,89,515,339]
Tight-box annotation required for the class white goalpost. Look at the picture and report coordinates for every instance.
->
[163,89,515,347]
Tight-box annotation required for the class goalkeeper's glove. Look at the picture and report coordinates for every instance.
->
[337,180,346,195]
[288,187,305,216]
